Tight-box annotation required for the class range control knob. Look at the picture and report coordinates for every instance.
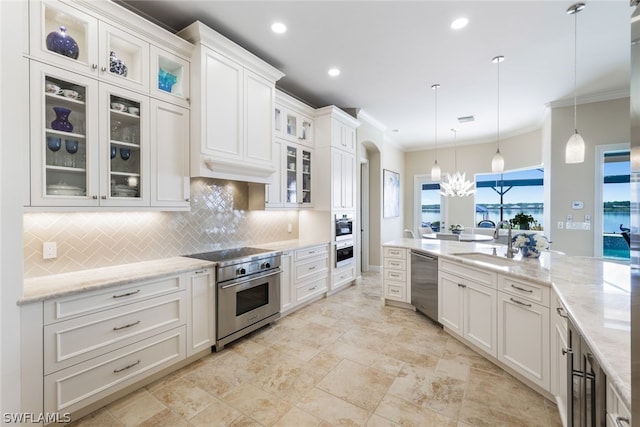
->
[236,267,246,275]
[261,262,271,269]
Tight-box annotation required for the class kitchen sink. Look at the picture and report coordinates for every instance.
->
[452,252,519,267]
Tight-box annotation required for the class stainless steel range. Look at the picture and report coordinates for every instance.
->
[186,247,281,351]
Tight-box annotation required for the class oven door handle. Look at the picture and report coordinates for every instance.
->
[220,269,281,289]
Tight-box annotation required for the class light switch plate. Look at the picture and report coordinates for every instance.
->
[557,221,564,229]
[43,242,57,259]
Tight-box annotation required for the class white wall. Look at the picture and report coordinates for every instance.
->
[403,129,543,231]
[550,97,630,255]
[380,138,405,244]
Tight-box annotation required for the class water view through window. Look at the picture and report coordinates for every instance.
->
[602,150,630,260]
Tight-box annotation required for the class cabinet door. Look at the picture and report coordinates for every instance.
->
[342,151,355,209]
[200,49,242,160]
[332,150,343,209]
[497,292,550,390]
[149,100,190,208]
[279,251,294,313]
[552,316,569,423]
[151,45,190,107]
[186,268,215,356]
[245,70,274,168]
[438,273,463,337]
[284,144,299,206]
[30,0,99,76]
[300,148,312,206]
[98,22,149,92]
[464,281,497,357]
[100,84,150,207]
[30,62,100,207]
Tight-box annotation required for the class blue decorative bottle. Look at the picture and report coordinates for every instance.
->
[46,26,79,60]
[51,107,73,133]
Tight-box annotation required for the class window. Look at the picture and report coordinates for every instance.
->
[600,148,630,260]
[475,167,544,229]
[414,175,443,232]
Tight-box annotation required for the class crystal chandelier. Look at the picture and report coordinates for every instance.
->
[440,129,476,197]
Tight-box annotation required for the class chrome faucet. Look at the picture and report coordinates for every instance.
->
[494,220,518,259]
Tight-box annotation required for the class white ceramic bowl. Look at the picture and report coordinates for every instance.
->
[111,103,126,112]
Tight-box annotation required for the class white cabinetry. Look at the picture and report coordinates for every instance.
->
[383,247,410,303]
[275,104,313,146]
[607,381,631,427]
[313,106,360,212]
[439,259,497,357]
[294,244,329,305]
[179,22,284,183]
[279,250,294,314]
[550,292,569,427]
[497,275,550,390]
[42,274,188,414]
[186,267,215,356]
[27,0,192,210]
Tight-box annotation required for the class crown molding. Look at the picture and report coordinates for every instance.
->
[547,89,629,109]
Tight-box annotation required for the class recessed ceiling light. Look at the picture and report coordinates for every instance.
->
[271,22,287,34]
[328,68,341,77]
[450,17,469,30]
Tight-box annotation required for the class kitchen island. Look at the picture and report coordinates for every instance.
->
[383,238,631,418]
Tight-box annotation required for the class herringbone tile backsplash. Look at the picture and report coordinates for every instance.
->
[24,178,299,278]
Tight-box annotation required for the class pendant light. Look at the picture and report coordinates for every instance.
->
[440,128,476,197]
[430,84,442,181]
[491,55,505,172]
[565,2,586,164]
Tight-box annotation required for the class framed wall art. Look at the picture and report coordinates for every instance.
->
[383,169,400,218]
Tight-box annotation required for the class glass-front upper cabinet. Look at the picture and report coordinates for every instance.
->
[151,46,190,107]
[101,85,149,207]
[30,0,149,92]
[284,111,313,146]
[284,144,312,208]
[30,62,99,207]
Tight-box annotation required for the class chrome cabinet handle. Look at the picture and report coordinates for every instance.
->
[101,195,107,199]
[112,289,140,299]
[91,64,98,70]
[92,195,98,199]
[561,347,572,356]
[194,269,207,274]
[616,416,630,427]
[510,297,532,308]
[113,320,141,331]
[101,66,107,72]
[113,360,140,373]
[309,286,317,291]
[457,283,466,288]
[510,284,533,293]
[556,307,569,319]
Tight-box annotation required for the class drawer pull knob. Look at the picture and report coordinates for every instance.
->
[113,359,140,373]
[510,297,532,308]
[510,284,533,293]
[113,290,140,299]
[194,269,207,274]
[556,307,569,319]
[309,266,316,270]
[113,320,141,331]
[458,283,466,288]
[309,286,317,291]
[562,347,572,356]
[616,417,630,427]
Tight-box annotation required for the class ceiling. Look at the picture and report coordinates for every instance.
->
[119,1,631,151]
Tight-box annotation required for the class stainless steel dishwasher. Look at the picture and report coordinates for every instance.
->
[410,251,439,323]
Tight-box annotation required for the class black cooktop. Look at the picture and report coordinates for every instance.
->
[185,247,275,263]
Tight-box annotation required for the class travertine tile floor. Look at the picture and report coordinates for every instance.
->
[70,272,562,427]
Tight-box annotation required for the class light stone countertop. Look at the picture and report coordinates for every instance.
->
[384,238,631,409]
[20,257,215,305]
[252,239,331,251]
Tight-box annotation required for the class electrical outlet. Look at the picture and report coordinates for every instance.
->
[557,221,564,229]
[584,214,591,223]
[43,242,57,259]
[566,214,573,222]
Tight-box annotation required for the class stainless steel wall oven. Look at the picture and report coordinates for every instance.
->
[335,240,354,267]
[335,213,354,241]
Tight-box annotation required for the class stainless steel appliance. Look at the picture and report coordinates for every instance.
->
[566,316,606,426]
[410,251,439,323]
[335,240,354,267]
[186,247,281,351]
[335,213,354,241]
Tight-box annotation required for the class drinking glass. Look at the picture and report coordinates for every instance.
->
[46,136,62,166]
[65,139,78,167]
[120,147,131,172]
[111,120,122,141]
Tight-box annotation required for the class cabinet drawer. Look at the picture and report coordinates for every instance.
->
[296,277,327,303]
[383,247,406,260]
[384,258,406,270]
[44,327,186,414]
[44,274,184,324]
[45,292,186,374]
[607,381,631,425]
[440,259,497,288]
[332,265,355,287]
[384,281,406,302]
[384,269,406,282]
[295,257,328,282]
[295,244,328,261]
[499,275,549,307]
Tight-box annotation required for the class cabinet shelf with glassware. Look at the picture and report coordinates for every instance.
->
[283,143,313,208]
[151,45,190,107]
[29,62,151,207]
[30,0,150,93]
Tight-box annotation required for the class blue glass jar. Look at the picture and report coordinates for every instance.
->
[46,26,79,60]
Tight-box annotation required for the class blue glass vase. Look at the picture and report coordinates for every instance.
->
[51,107,73,133]
[45,26,79,60]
